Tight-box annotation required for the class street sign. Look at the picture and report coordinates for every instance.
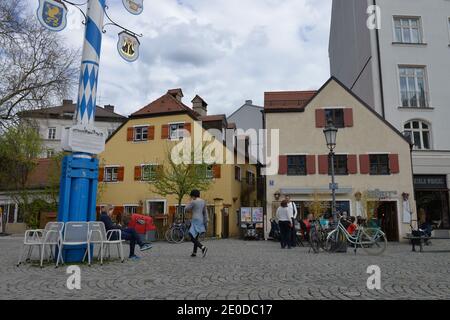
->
[122,0,144,15]
[329,183,339,190]
[61,124,106,155]
[117,31,140,62]
[37,0,68,32]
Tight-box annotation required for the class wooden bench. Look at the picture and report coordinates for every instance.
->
[404,230,450,252]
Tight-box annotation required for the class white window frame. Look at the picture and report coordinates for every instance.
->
[123,205,139,214]
[48,127,56,140]
[46,149,55,158]
[146,199,167,216]
[134,125,149,142]
[141,164,158,182]
[104,166,119,183]
[398,66,428,108]
[393,16,423,44]
[168,122,185,140]
[404,120,432,150]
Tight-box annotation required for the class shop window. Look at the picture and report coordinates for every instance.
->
[328,155,348,175]
[287,155,307,176]
[369,154,390,175]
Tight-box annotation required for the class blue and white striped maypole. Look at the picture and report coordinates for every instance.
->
[38,0,143,262]
[74,0,106,126]
[57,0,107,263]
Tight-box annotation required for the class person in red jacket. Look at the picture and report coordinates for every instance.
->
[346,216,358,235]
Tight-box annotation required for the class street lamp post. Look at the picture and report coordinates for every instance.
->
[323,120,338,222]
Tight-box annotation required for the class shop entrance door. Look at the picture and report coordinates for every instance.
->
[377,202,399,241]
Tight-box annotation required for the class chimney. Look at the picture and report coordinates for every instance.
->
[62,99,73,106]
[104,104,115,113]
[167,88,184,102]
[192,95,208,117]
[245,100,253,105]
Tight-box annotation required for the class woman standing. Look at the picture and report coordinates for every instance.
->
[185,189,208,257]
[276,200,293,249]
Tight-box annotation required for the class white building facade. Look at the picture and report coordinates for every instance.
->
[329,0,450,229]
[20,100,126,158]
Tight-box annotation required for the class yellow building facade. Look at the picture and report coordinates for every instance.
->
[98,89,257,238]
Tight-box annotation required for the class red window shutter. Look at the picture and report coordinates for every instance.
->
[127,128,134,141]
[134,166,142,181]
[278,155,287,175]
[344,108,354,127]
[389,154,400,174]
[318,155,329,174]
[184,123,192,136]
[98,167,104,181]
[315,109,326,128]
[347,155,357,174]
[117,167,125,181]
[359,155,370,174]
[161,124,169,139]
[148,126,155,140]
[306,155,316,175]
[213,165,221,179]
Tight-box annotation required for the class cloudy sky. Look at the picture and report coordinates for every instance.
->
[29,0,332,117]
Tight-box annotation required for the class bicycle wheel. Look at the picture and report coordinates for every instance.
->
[360,228,387,256]
[325,228,347,252]
[165,228,173,243]
[309,227,320,253]
[171,228,185,244]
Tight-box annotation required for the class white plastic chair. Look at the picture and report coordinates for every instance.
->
[103,225,125,263]
[56,222,90,267]
[17,222,64,268]
[85,221,124,264]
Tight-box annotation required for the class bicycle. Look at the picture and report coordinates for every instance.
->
[308,218,331,253]
[325,218,387,255]
[165,220,206,244]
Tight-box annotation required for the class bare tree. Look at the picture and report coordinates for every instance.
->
[0,0,79,129]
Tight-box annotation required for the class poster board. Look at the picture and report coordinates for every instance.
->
[240,207,264,228]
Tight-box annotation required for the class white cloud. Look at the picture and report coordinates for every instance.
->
[28,0,332,117]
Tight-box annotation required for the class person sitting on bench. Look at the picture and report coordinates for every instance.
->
[100,205,152,261]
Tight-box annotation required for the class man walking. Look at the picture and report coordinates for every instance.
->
[185,190,208,258]
[285,195,298,247]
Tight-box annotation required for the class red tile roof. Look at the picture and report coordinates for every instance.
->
[264,90,317,111]
[131,91,200,119]
[200,114,226,122]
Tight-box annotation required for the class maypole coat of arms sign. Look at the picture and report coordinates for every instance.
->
[117,31,140,62]
[122,0,144,15]
[37,0,68,32]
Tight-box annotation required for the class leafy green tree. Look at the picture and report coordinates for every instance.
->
[0,122,43,230]
[149,145,213,222]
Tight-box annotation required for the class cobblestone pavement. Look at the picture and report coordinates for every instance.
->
[1,236,449,300]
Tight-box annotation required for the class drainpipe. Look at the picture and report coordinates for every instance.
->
[373,0,386,119]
